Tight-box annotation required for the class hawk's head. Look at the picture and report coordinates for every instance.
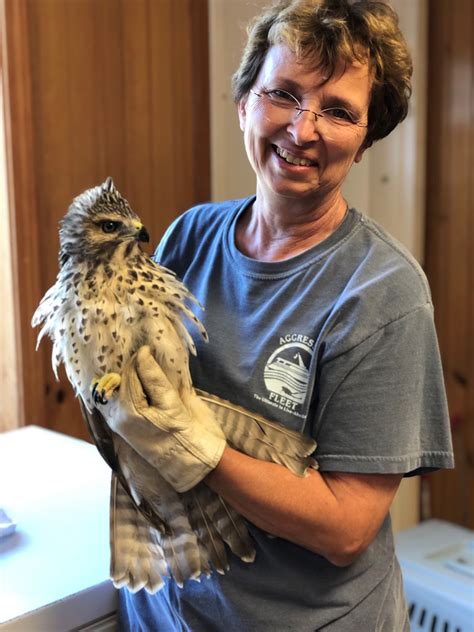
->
[59,177,150,266]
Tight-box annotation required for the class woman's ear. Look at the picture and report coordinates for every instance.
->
[237,97,248,132]
[355,134,373,162]
[354,143,368,163]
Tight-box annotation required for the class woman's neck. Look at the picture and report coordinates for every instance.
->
[235,192,348,262]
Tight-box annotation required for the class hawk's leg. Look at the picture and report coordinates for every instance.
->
[92,373,121,405]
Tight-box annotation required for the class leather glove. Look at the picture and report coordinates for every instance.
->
[102,346,226,493]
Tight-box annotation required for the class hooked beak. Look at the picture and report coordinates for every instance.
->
[135,224,150,243]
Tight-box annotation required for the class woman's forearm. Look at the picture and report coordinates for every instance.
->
[205,446,402,566]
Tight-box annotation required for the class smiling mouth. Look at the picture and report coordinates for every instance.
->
[274,145,316,167]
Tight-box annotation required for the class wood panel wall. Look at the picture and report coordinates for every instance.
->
[424,0,473,527]
[2,0,209,440]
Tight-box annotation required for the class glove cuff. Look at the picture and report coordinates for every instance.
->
[164,433,226,493]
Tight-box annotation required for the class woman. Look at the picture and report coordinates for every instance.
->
[119,1,454,629]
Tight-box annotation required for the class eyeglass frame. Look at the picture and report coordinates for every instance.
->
[250,88,368,130]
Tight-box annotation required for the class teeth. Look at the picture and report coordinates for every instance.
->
[276,146,312,167]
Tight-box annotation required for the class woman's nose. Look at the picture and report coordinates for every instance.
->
[287,109,320,144]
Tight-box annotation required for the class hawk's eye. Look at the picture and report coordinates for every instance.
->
[101,220,121,233]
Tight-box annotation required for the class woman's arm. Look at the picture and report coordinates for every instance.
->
[206,446,402,566]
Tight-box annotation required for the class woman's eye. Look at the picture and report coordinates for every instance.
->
[101,220,121,233]
[324,107,356,123]
[266,89,298,104]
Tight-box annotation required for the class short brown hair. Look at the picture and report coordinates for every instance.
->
[232,0,412,148]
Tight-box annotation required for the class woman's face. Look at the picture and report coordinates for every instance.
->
[238,44,372,210]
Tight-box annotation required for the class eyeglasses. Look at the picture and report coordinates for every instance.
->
[250,88,368,133]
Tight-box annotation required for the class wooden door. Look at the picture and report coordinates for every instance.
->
[1,0,210,440]
[424,0,474,527]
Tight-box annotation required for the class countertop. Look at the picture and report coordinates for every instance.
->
[0,425,117,630]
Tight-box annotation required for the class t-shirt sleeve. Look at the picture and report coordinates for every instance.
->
[153,216,182,269]
[153,201,229,276]
[312,303,454,476]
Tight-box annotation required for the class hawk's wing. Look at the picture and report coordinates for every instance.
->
[79,398,168,534]
[195,390,318,476]
[79,400,255,593]
[78,391,317,593]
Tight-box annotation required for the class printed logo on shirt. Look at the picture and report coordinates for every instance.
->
[253,334,315,420]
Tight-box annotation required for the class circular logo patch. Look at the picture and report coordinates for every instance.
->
[264,341,312,405]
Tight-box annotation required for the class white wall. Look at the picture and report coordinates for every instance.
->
[364,0,428,263]
[0,63,20,432]
[209,0,262,201]
[209,0,427,532]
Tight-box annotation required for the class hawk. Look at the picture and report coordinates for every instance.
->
[32,178,317,593]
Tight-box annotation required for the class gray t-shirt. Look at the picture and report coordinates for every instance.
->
[119,197,454,631]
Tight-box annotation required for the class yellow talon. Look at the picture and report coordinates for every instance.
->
[91,372,121,404]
